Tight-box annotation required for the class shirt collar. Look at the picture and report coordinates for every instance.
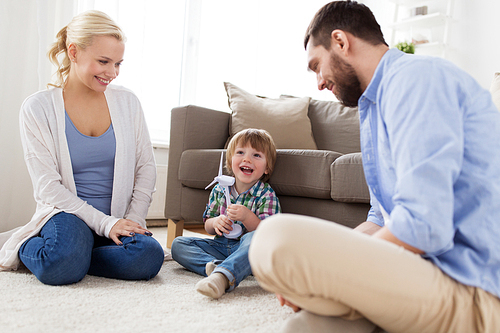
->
[360,48,405,104]
[232,180,265,198]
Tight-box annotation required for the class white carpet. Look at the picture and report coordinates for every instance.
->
[0,228,292,333]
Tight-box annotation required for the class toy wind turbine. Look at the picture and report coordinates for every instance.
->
[205,152,242,238]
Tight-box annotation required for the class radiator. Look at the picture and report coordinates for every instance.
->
[146,144,169,220]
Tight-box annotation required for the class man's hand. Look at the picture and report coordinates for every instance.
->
[354,221,382,235]
[109,219,153,245]
[373,226,424,254]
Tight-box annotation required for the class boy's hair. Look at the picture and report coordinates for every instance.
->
[304,0,387,51]
[226,128,277,183]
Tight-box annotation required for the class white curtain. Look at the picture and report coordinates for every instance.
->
[0,0,75,232]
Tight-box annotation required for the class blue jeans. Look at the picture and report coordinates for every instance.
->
[171,231,254,291]
[18,212,164,285]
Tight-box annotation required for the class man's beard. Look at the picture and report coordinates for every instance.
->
[330,51,363,107]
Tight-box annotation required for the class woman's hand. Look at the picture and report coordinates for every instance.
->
[109,219,153,245]
[212,215,233,236]
[276,294,301,312]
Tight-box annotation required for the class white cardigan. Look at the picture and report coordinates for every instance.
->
[0,85,156,270]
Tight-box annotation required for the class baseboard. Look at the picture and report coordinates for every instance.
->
[146,219,168,227]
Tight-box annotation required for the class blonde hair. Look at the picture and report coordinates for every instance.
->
[47,10,125,88]
[226,129,277,183]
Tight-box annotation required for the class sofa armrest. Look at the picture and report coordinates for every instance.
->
[330,153,370,203]
[165,105,230,220]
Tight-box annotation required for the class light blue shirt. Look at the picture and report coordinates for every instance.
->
[359,48,500,298]
[65,111,116,216]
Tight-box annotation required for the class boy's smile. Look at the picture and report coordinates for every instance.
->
[231,144,268,193]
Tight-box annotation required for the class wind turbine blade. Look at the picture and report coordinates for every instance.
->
[205,179,217,190]
[218,151,224,176]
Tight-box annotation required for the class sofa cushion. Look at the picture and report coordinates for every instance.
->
[331,153,370,203]
[224,82,317,149]
[270,149,342,199]
[179,149,227,190]
[281,95,360,154]
[490,72,500,112]
[178,149,342,200]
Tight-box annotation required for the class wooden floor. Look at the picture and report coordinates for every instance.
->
[184,224,211,235]
[147,219,211,236]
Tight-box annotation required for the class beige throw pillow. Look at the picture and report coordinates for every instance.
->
[224,82,317,149]
[490,72,500,112]
[281,95,360,154]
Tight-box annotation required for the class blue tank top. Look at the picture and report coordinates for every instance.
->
[65,111,116,215]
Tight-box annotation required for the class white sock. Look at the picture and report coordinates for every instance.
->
[195,272,229,299]
[205,261,217,276]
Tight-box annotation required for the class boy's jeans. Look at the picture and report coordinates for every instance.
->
[171,231,254,291]
[18,212,164,285]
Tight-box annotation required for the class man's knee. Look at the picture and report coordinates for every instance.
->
[249,214,303,275]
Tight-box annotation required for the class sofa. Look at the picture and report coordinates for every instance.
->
[164,82,371,248]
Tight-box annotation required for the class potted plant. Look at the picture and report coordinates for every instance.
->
[395,41,415,54]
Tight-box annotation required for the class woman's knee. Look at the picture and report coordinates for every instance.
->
[35,252,91,285]
[124,235,164,279]
[20,213,94,285]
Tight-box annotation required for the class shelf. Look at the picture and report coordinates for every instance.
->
[388,0,453,59]
[415,41,444,55]
[415,41,441,49]
[388,12,447,30]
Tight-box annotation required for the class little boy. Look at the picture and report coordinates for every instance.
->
[171,128,281,299]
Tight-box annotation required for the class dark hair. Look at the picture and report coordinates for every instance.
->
[304,0,387,50]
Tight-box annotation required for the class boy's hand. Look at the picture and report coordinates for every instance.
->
[226,204,251,222]
[213,215,233,236]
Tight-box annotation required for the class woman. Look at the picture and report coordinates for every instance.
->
[0,10,164,285]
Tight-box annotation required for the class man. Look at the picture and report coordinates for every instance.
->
[248,1,500,332]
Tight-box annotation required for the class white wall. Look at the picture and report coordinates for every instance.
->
[448,0,500,89]
[365,0,500,89]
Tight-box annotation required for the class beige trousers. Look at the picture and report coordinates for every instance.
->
[249,214,500,333]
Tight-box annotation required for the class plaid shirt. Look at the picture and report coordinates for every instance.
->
[203,180,281,235]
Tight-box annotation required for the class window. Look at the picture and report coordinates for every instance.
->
[81,0,186,144]
[79,0,335,144]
